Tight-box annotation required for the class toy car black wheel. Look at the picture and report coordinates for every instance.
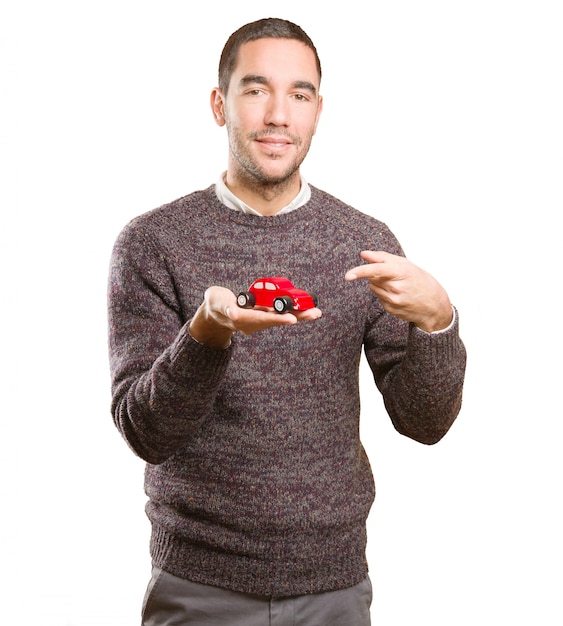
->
[310,293,319,307]
[237,292,256,308]
[273,296,294,313]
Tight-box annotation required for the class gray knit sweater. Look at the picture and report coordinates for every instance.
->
[107,184,466,596]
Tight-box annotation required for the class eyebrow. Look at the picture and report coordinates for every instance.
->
[239,74,317,95]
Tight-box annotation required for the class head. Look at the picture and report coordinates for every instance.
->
[218,18,322,96]
[212,18,324,202]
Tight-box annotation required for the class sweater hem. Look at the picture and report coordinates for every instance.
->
[149,525,369,597]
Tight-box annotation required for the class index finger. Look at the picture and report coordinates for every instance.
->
[344,251,389,281]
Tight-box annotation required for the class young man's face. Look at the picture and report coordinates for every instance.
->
[212,37,323,189]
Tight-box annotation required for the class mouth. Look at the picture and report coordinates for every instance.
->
[257,136,292,146]
[254,135,294,157]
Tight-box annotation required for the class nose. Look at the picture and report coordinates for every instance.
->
[264,94,290,127]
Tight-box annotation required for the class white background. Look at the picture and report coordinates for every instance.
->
[2,1,562,624]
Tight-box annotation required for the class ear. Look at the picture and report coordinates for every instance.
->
[210,88,226,127]
[313,94,323,135]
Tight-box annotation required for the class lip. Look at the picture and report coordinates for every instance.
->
[257,137,292,146]
[255,136,293,154]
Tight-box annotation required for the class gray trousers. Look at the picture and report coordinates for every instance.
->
[141,567,372,626]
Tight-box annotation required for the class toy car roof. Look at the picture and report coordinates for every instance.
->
[250,277,295,289]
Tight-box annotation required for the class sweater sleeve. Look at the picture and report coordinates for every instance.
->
[364,304,466,445]
[107,221,232,464]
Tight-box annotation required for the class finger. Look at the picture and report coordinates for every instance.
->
[345,262,387,282]
[359,250,393,264]
[230,306,298,331]
[293,307,323,321]
[344,251,389,281]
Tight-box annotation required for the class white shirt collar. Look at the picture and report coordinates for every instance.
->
[214,172,311,216]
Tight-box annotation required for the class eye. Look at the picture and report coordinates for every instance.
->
[292,93,311,102]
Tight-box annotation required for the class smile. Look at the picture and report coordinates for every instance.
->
[257,137,292,146]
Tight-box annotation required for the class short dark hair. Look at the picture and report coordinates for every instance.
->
[218,18,322,95]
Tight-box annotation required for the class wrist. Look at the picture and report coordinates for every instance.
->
[189,305,234,349]
[416,303,454,334]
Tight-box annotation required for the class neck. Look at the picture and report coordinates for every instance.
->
[224,171,301,216]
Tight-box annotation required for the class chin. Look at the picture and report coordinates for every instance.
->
[257,171,299,186]
[258,161,301,184]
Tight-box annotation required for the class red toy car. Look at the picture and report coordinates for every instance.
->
[237,277,318,313]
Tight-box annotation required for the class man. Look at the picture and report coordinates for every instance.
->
[108,17,466,626]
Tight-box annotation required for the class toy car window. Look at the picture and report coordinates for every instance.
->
[265,282,276,290]
[254,282,263,289]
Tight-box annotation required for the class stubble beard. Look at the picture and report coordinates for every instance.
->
[227,124,313,198]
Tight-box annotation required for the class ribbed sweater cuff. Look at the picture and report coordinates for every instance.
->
[169,320,233,377]
[408,306,463,360]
